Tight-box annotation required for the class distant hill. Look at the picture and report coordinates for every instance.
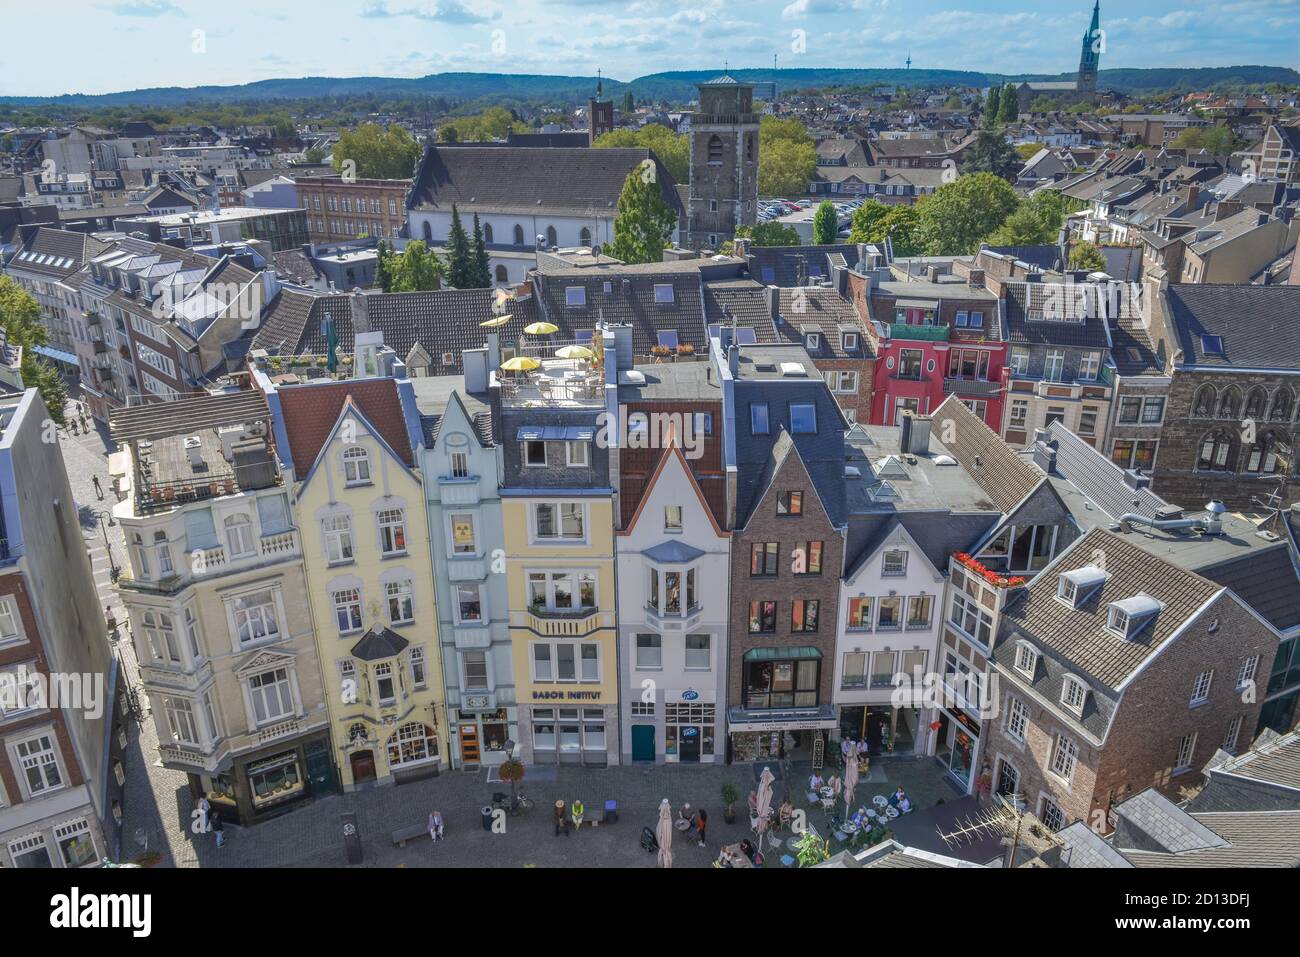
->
[2,65,1296,108]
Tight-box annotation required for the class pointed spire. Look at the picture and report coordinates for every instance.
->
[596,68,603,99]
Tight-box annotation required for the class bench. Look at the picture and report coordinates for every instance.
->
[391,823,428,847]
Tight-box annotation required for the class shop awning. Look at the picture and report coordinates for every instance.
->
[742,646,822,661]
[726,704,838,733]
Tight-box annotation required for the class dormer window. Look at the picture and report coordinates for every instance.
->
[1014,642,1038,678]
[1106,593,1162,639]
[1056,565,1107,608]
[881,549,907,577]
[806,332,820,350]
[1060,674,1088,714]
[842,332,858,352]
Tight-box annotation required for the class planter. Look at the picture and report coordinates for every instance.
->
[954,552,1025,588]
[723,809,736,825]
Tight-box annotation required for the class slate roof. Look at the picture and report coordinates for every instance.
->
[1120,810,1300,867]
[1203,729,1300,798]
[747,244,860,287]
[1110,312,1163,377]
[6,227,109,279]
[1165,284,1300,372]
[1199,546,1300,632]
[271,249,325,287]
[998,527,1221,690]
[408,145,683,219]
[775,287,872,359]
[932,395,1044,514]
[1056,822,1135,868]
[1003,280,1114,349]
[350,624,410,662]
[409,376,493,448]
[701,278,778,340]
[276,377,414,475]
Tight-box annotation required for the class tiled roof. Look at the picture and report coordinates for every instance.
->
[1003,281,1114,349]
[7,227,109,278]
[408,145,684,219]
[999,527,1221,689]
[1110,313,1162,377]
[534,270,707,358]
[1166,284,1300,372]
[702,278,778,340]
[932,395,1044,514]
[276,377,414,475]
[748,244,860,287]
[1207,729,1300,795]
[776,287,873,359]
[1122,810,1300,868]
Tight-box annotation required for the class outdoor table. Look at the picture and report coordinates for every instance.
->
[720,843,754,868]
[872,795,889,807]
[885,806,900,819]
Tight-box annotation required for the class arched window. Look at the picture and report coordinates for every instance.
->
[579,227,592,247]
[1192,385,1216,418]
[224,514,255,558]
[483,222,493,244]
[342,445,370,484]
[1245,431,1291,474]
[1269,388,1293,422]
[494,264,508,284]
[513,224,524,245]
[1197,430,1237,472]
[1217,386,1240,419]
[421,220,432,243]
[546,225,557,248]
[707,135,724,166]
[387,721,439,767]
[1244,387,1267,420]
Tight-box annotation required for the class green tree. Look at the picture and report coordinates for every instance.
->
[999,84,1020,124]
[961,130,1022,179]
[621,92,634,113]
[812,200,839,244]
[470,213,492,288]
[1173,125,1242,155]
[333,123,422,179]
[0,276,68,425]
[1016,142,1046,163]
[848,201,921,256]
[388,241,445,292]
[983,85,1002,129]
[916,173,1020,255]
[943,94,964,110]
[747,221,802,246]
[608,167,678,264]
[1028,95,1058,113]
[445,205,473,288]
[759,116,818,198]
[375,238,394,293]
[438,124,460,143]
[303,146,326,165]
[1069,240,1107,272]
[593,124,688,184]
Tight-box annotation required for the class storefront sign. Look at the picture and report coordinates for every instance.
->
[532,690,602,701]
[681,688,699,701]
[681,726,698,737]
[728,717,837,733]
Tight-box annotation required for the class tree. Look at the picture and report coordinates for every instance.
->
[594,124,688,184]
[470,213,491,288]
[438,124,460,143]
[759,116,818,198]
[445,205,473,288]
[303,146,325,165]
[916,173,1020,255]
[0,276,68,425]
[986,190,1074,247]
[943,94,963,110]
[621,92,634,114]
[332,123,421,179]
[1028,95,1058,113]
[1069,240,1107,272]
[999,84,1020,125]
[1173,125,1242,155]
[1016,142,1046,163]
[375,238,394,293]
[812,201,839,244]
[387,241,445,292]
[848,201,921,256]
[499,757,526,811]
[747,221,802,246]
[608,167,678,264]
[983,85,1002,129]
[961,130,1022,180]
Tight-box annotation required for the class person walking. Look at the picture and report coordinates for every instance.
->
[212,810,225,848]
[696,807,708,848]
[92,475,103,500]
[553,800,570,837]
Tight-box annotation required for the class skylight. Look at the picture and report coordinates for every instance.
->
[1201,335,1224,355]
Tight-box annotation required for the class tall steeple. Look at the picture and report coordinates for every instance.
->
[1077,0,1101,94]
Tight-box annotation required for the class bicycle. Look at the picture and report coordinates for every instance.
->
[491,791,534,816]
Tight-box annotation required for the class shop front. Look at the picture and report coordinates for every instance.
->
[837,704,922,756]
[450,705,516,768]
[523,689,616,767]
[192,728,335,825]
[933,707,981,793]
[726,706,839,763]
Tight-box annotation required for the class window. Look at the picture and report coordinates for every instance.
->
[533,644,553,681]
[744,656,820,709]
[462,651,488,691]
[748,601,777,633]
[707,135,723,165]
[876,596,902,630]
[183,607,202,659]
[13,734,63,797]
[142,610,181,664]
[843,652,867,688]
[342,446,370,484]
[514,224,525,245]
[1111,439,1158,471]
[523,440,547,467]
[527,570,596,612]
[777,490,803,516]
[1079,408,1098,436]
[793,541,823,575]
[1238,656,1259,689]
[0,598,20,645]
[1006,697,1029,743]
[846,597,871,630]
[223,514,254,558]
[232,589,280,644]
[1044,406,1066,427]
[455,583,482,623]
[1141,397,1165,423]
[1009,400,1028,430]
[55,819,96,868]
[906,595,933,629]
[1040,797,1065,832]
[162,696,199,746]
[374,662,396,704]
[1061,675,1087,713]
[1078,351,1100,381]
[578,227,590,247]
[323,515,354,563]
[791,599,819,633]
[750,542,779,576]
[1223,715,1243,753]
[636,634,662,669]
[843,332,859,352]
[333,587,363,633]
[1010,348,1030,376]
[1050,734,1078,782]
[898,349,923,380]
[1044,350,1065,382]
[533,502,585,541]
[1014,642,1037,678]
[1198,432,1235,471]
[950,589,994,646]
[1190,670,1213,706]
[380,580,413,625]
[565,286,586,306]
[388,722,438,767]
[653,284,674,304]
[685,634,710,670]
[377,508,407,555]
[1175,731,1197,771]
[565,441,588,467]
[790,403,817,434]
[661,505,684,532]
[249,668,294,725]
[882,549,907,577]
[750,403,770,435]
[449,513,476,554]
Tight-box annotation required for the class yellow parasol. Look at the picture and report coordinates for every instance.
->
[480,314,512,328]
[500,356,540,372]
[524,321,559,336]
[554,345,595,360]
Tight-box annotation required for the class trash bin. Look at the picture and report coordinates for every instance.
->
[481,806,494,831]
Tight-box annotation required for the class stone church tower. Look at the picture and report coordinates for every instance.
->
[1077,1,1101,94]
[686,73,759,251]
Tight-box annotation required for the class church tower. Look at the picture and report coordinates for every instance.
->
[1077,1,1101,94]
[686,71,759,251]
[587,70,614,146]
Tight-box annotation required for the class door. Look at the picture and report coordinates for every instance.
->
[350,750,376,785]
[304,738,338,796]
[459,723,481,765]
[631,724,656,762]
[679,726,701,762]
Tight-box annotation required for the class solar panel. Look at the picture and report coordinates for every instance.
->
[736,327,758,345]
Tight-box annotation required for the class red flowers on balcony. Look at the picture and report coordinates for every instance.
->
[953,552,1026,588]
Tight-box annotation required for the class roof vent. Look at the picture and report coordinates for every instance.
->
[779,361,807,377]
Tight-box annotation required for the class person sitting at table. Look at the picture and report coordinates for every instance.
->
[857,738,869,757]
[809,771,825,792]
[778,799,795,830]
[889,787,911,813]
[717,846,736,868]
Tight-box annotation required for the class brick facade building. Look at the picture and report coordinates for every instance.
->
[294,175,409,244]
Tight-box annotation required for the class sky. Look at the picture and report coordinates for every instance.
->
[0,0,1296,97]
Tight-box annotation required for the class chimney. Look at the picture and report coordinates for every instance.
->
[1122,469,1152,490]
[351,288,370,334]
[765,284,779,321]
[926,265,942,283]
[1031,439,1057,473]
[1185,184,1199,210]
[967,268,984,289]
[727,342,739,377]
[900,412,931,455]
[463,347,488,393]
[733,237,750,258]
[184,436,204,468]
[833,263,849,297]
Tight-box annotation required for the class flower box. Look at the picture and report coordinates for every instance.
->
[954,552,1025,588]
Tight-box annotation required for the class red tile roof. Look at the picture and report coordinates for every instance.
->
[277,379,413,475]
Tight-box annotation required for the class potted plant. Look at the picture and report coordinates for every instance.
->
[675,343,695,357]
[721,781,739,824]
[499,756,526,811]
[650,345,671,359]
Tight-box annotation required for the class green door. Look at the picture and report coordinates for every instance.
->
[304,739,338,796]
[631,724,656,762]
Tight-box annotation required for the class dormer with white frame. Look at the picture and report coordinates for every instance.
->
[1106,593,1163,640]
[1056,564,1108,609]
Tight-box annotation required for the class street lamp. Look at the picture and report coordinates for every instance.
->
[97,510,119,582]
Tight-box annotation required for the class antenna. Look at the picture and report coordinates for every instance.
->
[906,52,912,70]
[936,793,1062,868]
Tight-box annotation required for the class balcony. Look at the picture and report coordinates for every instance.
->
[644,602,704,632]
[943,377,1001,398]
[439,477,481,507]
[255,718,302,744]
[259,528,299,558]
[139,658,213,693]
[517,607,609,637]
[888,323,949,342]
[446,556,487,582]
[93,338,110,354]
[84,310,102,326]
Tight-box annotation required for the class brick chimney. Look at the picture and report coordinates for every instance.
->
[967,268,985,289]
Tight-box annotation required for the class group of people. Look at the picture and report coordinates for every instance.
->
[674,803,708,847]
[552,799,587,836]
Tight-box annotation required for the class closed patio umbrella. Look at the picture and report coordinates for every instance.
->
[755,766,775,855]
[843,751,859,814]
[656,799,674,869]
